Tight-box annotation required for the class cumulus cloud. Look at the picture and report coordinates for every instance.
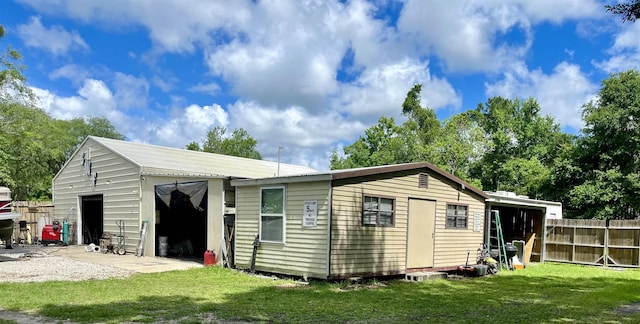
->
[112,73,150,110]
[17,16,89,56]
[396,0,601,73]
[594,23,640,73]
[14,0,610,169]
[336,59,461,121]
[31,77,228,149]
[485,61,598,129]
[49,64,91,86]
[225,101,366,170]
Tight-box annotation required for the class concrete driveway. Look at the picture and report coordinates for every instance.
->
[3,244,204,273]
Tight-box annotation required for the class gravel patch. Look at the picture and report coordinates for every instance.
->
[0,249,133,283]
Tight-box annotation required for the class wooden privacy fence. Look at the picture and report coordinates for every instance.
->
[545,219,640,267]
[10,201,55,243]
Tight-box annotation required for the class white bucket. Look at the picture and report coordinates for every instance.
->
[158,236,168,243]
[159,242,168,257]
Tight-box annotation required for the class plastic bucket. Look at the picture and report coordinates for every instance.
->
[159,242,168,257]
[158,236,169,257]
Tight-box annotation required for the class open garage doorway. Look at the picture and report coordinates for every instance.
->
[81,194,103,245]
[154,181,208,260]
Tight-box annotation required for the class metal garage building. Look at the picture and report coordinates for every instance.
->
[52,136,316,259]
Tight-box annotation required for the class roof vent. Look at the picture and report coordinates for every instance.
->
[418,173,429,189]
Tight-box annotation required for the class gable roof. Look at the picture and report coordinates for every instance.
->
[231,162,489,199]
[55,136,317,180]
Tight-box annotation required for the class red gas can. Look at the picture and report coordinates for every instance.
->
[204,250,217,266]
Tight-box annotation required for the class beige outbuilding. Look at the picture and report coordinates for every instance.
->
[231,162,488,280]
[52,136,316,259]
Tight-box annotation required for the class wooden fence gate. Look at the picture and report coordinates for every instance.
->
[545,219,640,267]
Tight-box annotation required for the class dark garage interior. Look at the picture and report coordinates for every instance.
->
[81,194,104,245]
[154,181,208,260]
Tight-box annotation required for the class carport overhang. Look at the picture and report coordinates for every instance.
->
[484,192,562,263]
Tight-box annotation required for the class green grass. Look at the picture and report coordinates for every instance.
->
[1,263,640,323]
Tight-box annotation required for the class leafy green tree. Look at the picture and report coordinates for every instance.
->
[606,1,640,22]
[188,126,262,160]
[330,116,420,169]
[185,142,201,151]
[0,102,59,200]
[431,112,490,185]
[401,84,441,149]
[331,85,443,170]
[470,97,568,198]
[569,70,640,219]
[57,117,125,157]
[0,25,35,105]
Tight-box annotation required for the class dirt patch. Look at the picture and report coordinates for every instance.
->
[615,302,640,314]
[0,308,78,324]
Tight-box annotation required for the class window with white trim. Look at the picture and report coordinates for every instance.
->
[260,186,285,242]
[362,195,395,226]
[446,204,468,229]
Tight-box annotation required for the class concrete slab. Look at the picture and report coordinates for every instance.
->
[3,244,204,273]
[405,271,448,281]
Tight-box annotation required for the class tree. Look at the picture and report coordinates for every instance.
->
[0,102,60,200]
[330,116,421,169]
[431,112,490,185]
[606,1,640,22]
[58,117,124,154]
[470,97,569,198]
[569,70,640,219]
[401,84,441,149]
[331,85,443,170]
[188,126,262,160]
[0,25,35,104]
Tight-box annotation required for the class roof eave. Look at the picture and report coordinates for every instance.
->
[329,162,489,199]
[232,174,332,187]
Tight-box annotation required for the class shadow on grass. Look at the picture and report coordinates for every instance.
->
[31,269,640,323]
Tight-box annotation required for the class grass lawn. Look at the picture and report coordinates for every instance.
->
[1,262,640,323]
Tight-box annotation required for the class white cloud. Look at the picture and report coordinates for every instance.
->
[48,64,91,86]
[485,61,598,129]
[112,73,150,110]
[226,101,366,170]
[17,16,89,56]
[336,59,461,120]
[144,103,228,148]
[15,0,610,169]
[396,0,602,73]
[17,0,253,53]
[189,82,221,96]
[594,23,640,73]
[31,77,228,149]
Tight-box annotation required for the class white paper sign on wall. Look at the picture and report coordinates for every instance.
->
[473,211,483,232]
[303,200,318,227]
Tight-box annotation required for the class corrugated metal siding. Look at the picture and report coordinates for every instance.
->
[330,169,485,277]
[53,138,141,252]
[235,181,330,279]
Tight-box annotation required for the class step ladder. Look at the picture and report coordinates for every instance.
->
[489,210,509,269]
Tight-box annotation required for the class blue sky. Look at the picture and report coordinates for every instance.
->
[1,0,637,170]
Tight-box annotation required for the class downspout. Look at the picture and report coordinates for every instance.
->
[326,182,332,280]
[220,179,225,265]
